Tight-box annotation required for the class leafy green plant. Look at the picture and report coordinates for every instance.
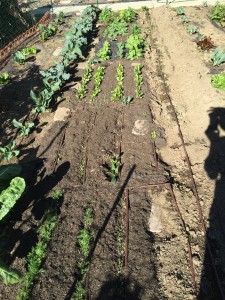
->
[12,119,34,137]
[131,24,141,35]
[0,140,20,162]
[17,201,59,300]
[176,7,185,15]
[134,64,144,98]
[22,47,37,56]
[186,25,198,34]
[51,189,64,200]
[122,96,133,105]
[0,177,25,221]
[0,164,22,192]
[0,260,22,285]
[91,66,105,100]
[126,34,145,60]
[39,23,57,41]
[104,17,128,40]
[77,65,93,100]
[211,74,225,90]
[77,228,92,257]
[119,7,137,22]
[117,42,125,59]
[151,131,157,139]
[182,16,190,23]
[99,7,115,24]
[111,64,124,102]
[13,51,26,64]
[30,89,53,113]
[106,154,121,183]
[211,4,225,24]
[53,11,65,25]
[0,73,10,85]
[211,49,225,66]
[97,41,111,61]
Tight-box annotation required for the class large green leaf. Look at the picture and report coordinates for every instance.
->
[0,260,22,285]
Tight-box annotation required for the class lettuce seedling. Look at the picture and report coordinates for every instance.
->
[211,74,225,90]
[0,73,9,85]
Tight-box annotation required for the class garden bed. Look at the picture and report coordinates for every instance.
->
[1,4,225,300]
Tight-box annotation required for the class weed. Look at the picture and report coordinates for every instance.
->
[186,25,198,34]
[134,64,144,98]
[0,73,10,85]
[0,140,20,162]
[12,119,34,136]
[51,189,64,200]
[211,73,225,90]
[97,41,111,61]
[175,7,185,15]
[211,48,225,66]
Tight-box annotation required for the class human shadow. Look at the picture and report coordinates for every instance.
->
[199,107,225,299]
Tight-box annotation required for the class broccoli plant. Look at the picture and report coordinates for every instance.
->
[0,141,20,162]
[12,119,34,136]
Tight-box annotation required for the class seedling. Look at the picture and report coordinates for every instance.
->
[39,23,57,41]
[134,64,144,98]
[211,74,225,90]
[182,16,190,23]
[0,73,10,85]
[0,140,20,161]
[117,42,126,59]
[151,131,157,139]
[197,36,214,50]
[111,64,124,102]
[186,25,198,34]
[97,41,111,61]
[51,189,64,200]
[12,119,34,136]
[91,66,105,100]
[106,153,122,183]
[176,7,185,15]
[122,96,133,105]
[211,48,225,66]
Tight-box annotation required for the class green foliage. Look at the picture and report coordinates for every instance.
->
[12,119,34,137]
[53,11,65,25]
[131,24,141,35]
[126,34,145,60]
[97,41,111,61]
[0,140,20,162]
[17,204,58,300]
[119,7,137,22]
[72,281,85,300]
[186,25,198,34]
[122,96,133,105]
[182,16,190,23]
[13,47,37,64]
[30,89,53,113]
[176,7,185,15]
[99,7,115,24]
[211,4,225,24]
[51,189,64,200]
[77,228,92,257]
[91,66,105,100]
[211,49,225,66]
[211,73,225,90]
[134,64,144,98]
[106,154,121,183]
[84,208,93,228]
[104,18,128,40]
[117,42,125,59]
[141,6,149,12]
[39,23,57,41]
[111,64,124,102]
[0,164,22,192]
[0,73,10,85]
[151,131,157,139]
[0,177,25,221]
[0,260,22,285]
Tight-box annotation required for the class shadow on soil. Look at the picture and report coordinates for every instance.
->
[0,161,70,264]
[65,165,136,300]
[199,107,225,299]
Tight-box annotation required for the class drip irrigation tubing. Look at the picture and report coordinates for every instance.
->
[155,46,225,299]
